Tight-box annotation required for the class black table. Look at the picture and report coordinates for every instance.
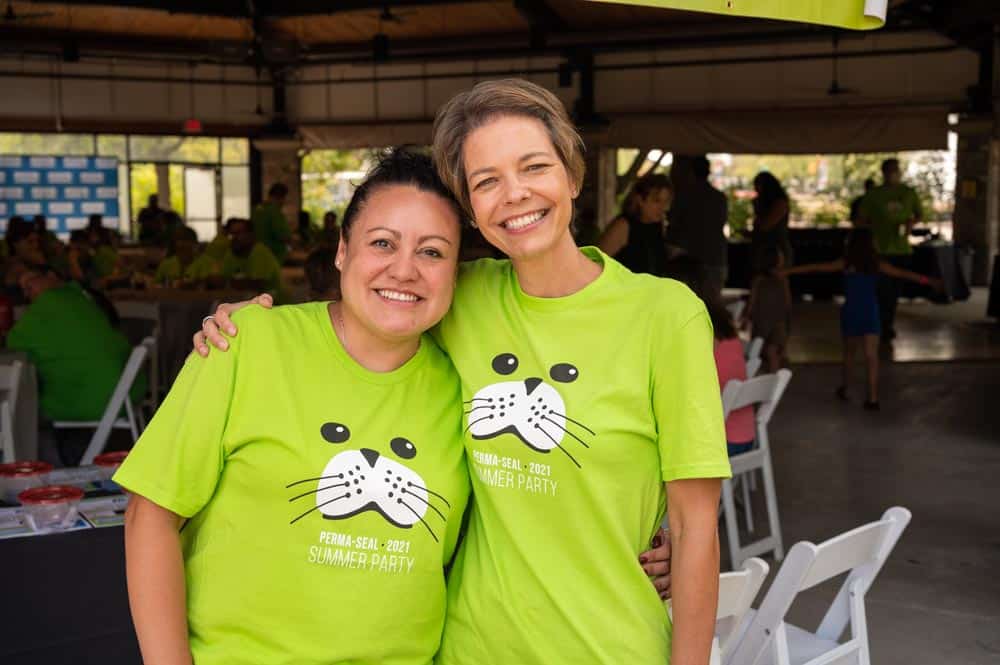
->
[1,526,141,664]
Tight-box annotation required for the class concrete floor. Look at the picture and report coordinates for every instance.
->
[728,289,1000,664]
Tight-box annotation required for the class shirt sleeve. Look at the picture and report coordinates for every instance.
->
[652,301,732,483]
[113,328,242,517]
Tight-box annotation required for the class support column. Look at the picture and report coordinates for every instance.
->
[251,136,302,223]
[575,139,616,246]
[155,163,170,210]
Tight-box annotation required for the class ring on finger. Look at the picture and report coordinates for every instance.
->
[202,315,216,327]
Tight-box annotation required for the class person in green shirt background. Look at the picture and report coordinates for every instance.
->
[9,267,146,464]
[857,158,923,342]
[251,182,291,263]
[154,225,219,286]
[220,217,285,300]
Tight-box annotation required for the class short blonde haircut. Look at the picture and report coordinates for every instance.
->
[431,78,586,217]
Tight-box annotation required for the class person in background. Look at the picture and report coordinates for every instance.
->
[3,218,48,297]
[597,172,671,275]
[221,217,284,299]
[296,209,313,248]
[849,178,875,225]
[782,228,939,410]
[664,255,755,457]
[81,214,125,287]
[87,213,118,248]
[251,182,291,263]
[303,247,341,301]
[137,194,165,244]
[154,225,218,286]
[320,210,340,245]
[157,210,183,247]
[666,155,729,295]
[857,158,923,343]
[6,218,47,270]
[9,267,146,465]
[745,245,791,374]
[750,171,793,274]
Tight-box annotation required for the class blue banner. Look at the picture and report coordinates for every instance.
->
[0,154,120,238]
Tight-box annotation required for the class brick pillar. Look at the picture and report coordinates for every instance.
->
[953,117,1000,286]
[251,136,302,223]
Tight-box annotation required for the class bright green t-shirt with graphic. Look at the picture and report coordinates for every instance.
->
[433,247,731,665]
[114,302,469,665]
[858,184,922,255]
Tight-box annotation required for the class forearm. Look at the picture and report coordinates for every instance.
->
[124,497,193,665]
[668,507,720,665]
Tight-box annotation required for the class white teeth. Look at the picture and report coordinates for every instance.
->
[377,289,419,302]
[503,209,546,230]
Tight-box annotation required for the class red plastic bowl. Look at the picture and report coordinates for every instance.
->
[18,485,85,505]
[93,451,129,468]
[0,461,54,477]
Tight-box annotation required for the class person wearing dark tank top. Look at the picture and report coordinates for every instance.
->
[597,173,671,276]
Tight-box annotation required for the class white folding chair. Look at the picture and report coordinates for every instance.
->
[727,507,912,665]
[115,301,161,413]
[52,337,153,466]
[715,557,770,665]
[0,361,24,463]
[666,557,769,665]
[744,337,764,378]
[721,369,792,568]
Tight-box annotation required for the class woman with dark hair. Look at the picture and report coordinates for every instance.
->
[782,228,939,410]
[751,171,793,273]
[116,148,473,665]
[597,172,672,275]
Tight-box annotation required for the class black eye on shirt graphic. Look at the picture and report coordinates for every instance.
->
[465,353,594,468]
[284,421,450,542]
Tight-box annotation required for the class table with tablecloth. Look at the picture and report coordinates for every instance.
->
[0,524,139,664]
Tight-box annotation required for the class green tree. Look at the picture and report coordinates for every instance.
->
[300,149,373,227]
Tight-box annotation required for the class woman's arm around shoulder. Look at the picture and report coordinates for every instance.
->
[193,293,274,356]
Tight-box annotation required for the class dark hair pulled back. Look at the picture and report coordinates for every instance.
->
[340,147,465,241]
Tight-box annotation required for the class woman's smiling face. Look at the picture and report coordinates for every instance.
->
[336,184,461,344]
[462,115,578,262]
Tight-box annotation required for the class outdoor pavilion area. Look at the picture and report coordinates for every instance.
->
[1,1,999,664]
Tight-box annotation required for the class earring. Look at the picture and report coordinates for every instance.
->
[470,220,478,229]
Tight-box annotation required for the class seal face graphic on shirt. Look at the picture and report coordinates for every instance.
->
[285,422,450,542]
[465,352,594,468]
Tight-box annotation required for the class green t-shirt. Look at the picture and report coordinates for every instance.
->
[93,245,119,278]
[433,247,731,665]
[858,184,922,255]
[251,201,291,263]
[222,243,283,297]
[114,302,469,665]
[7,283,145,421]
[154,254,221,284]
